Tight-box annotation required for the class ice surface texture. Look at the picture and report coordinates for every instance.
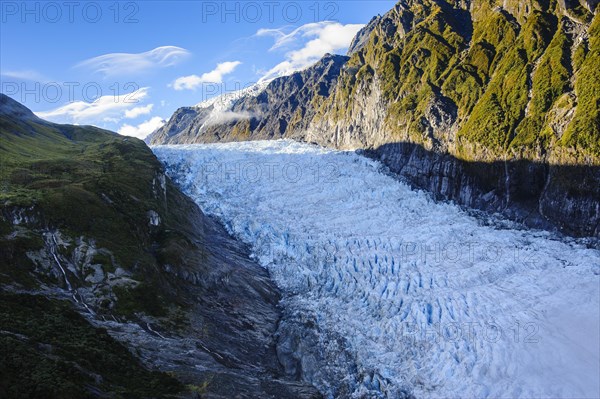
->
[154,140,600,399]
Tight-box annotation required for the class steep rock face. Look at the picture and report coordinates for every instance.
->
[347,15,382,56]
[152,0,600,237]
[369,143,600,236]
[148,106,213,145]
[309,0,599,158]
[147,82,271,145]
[225,54,349,141]
[0,94,320,398]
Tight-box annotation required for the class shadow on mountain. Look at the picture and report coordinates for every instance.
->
[365,142,600,239]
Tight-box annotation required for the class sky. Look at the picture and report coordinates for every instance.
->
[0,1,395,139]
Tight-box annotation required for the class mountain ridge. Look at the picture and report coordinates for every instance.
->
[148,53,349,144]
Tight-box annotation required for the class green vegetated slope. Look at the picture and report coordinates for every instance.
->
[0,293,181,399]
[315,0,599,164]
[1,94,323,399]
[0,94,211,397]
[0,95,208,311]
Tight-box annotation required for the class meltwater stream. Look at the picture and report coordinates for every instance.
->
[154,140,600,399]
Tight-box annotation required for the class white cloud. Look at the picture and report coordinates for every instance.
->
[36,87,150,124]
[76,46,190,77]
[102,117,121,124]
[172,61,242,91]
[124,103,154,119]
[204,110,256,127]
[0,69,48,82]
[118,116,165,139]
[256,21,364,81]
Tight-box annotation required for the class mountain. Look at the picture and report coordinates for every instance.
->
[147,54,348,144]
[151,0,600,238]
[147,80,271,145]
[0,94,320,398]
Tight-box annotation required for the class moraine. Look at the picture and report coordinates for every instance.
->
[153,140,600,399]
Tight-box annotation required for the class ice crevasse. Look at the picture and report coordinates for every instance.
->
[153,140,600,399]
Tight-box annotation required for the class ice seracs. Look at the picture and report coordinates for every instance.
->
[154,140,600,399]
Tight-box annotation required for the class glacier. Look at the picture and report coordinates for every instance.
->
[153,140,600,399]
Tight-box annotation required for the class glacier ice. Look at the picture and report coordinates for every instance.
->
[153,140,600,399]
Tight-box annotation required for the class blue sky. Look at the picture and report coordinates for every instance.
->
[0,1,395,138]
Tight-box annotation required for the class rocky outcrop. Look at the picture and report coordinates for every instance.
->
[147,106,213,145]
[347,15,382,56]
[152,0,600,238]
[366,143,600,237]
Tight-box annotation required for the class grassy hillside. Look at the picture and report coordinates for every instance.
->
[0,94,206,312]
[0,94,205,397]
[0,293,181,399]
[314,0,599,164]
[0,94,323,399]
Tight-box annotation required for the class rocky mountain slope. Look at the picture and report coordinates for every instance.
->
[0,94,320,398]
[150,54,348,144]
[150,0,600,238]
